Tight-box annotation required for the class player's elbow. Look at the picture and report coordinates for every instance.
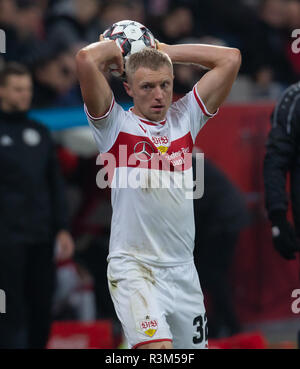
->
[224,48,242,71]
[231,48,242,66]
[76,48,92,68]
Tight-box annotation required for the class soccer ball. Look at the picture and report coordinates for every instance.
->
[103,20,156,58]
[103,20,156,77]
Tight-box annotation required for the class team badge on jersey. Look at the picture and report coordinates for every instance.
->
[151,136,169,155]
[139,316,158,337]
[157,146,168,155]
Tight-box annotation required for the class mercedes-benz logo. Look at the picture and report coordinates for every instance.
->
[134,141,155,162]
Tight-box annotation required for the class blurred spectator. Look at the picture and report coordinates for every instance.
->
[0,0,18,28]
[173,64,205,97]
[286,0,300,30]
[53,260,97,322]
[0,62,74,348]
[243,0,297,86]
[192,0,258,46]
[0,0,298,103]
[76,233,117,320]
[143,0,170,17]
[143,0,198,18]
[55,145,115,320]
[0,0,24,61]
[0,0,44,64]
[250,66,283,101]
[15,0,45,39]
[100,0,135,29]
[30,44,81,107]
[46,0,102,51]
[128,0,146,25]
[150,6,196,44]
[193,154,250,338]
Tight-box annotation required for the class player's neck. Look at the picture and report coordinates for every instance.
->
[131,106,166,123]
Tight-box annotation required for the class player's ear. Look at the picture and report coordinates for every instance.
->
[123,81,133,97]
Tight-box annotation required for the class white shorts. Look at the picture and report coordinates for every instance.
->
[107,257,208,349]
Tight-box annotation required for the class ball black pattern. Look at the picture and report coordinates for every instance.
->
[103,20,156,59]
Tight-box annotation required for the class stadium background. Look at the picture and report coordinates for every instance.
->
[1,0,300,348]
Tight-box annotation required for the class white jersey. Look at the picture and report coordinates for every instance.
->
[85,86,217,266]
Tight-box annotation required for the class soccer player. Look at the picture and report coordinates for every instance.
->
[76,36,241,349]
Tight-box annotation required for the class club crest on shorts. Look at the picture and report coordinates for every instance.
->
[139,316,158,337]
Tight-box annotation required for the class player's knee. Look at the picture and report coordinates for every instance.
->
[137,340,173,349]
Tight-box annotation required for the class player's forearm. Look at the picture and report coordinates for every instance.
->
[76,40,118,67]
[159,42,241,70]
[76,40,120,118]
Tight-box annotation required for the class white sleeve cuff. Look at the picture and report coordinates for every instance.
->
[84,95,115,122]
[193,85,219,118]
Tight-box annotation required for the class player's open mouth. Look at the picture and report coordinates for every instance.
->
[151,105,164,111]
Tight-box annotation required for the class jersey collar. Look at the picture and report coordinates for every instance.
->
[129,107,166,126]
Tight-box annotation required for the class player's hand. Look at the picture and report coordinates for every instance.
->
[98,33,124,76]
[270,211,300,260]
[155,38,162,50]
[155,39,167,52]
[55,230,75,261]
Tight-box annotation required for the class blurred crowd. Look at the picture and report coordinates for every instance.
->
[0,0,299,107]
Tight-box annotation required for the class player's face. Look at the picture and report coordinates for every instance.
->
[0,75,33,112]
[124,66,174,122]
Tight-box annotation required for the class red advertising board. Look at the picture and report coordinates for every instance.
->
[47,320,113,349]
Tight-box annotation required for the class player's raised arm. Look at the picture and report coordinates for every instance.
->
[159,42,241,114]
[76,37,124,118]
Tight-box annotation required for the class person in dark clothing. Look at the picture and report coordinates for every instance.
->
[264,82,300,260]
[27,42,81,109]
[0,63,74,348]
[193,154,249,338]
[45,0,101,51]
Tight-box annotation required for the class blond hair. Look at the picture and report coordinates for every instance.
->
[125,48,173,81]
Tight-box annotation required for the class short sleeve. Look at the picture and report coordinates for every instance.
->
[172,85,218,142]
[84,95,126,153]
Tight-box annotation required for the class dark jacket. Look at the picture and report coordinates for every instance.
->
[263,82,300,234]
[0,110,69,245]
